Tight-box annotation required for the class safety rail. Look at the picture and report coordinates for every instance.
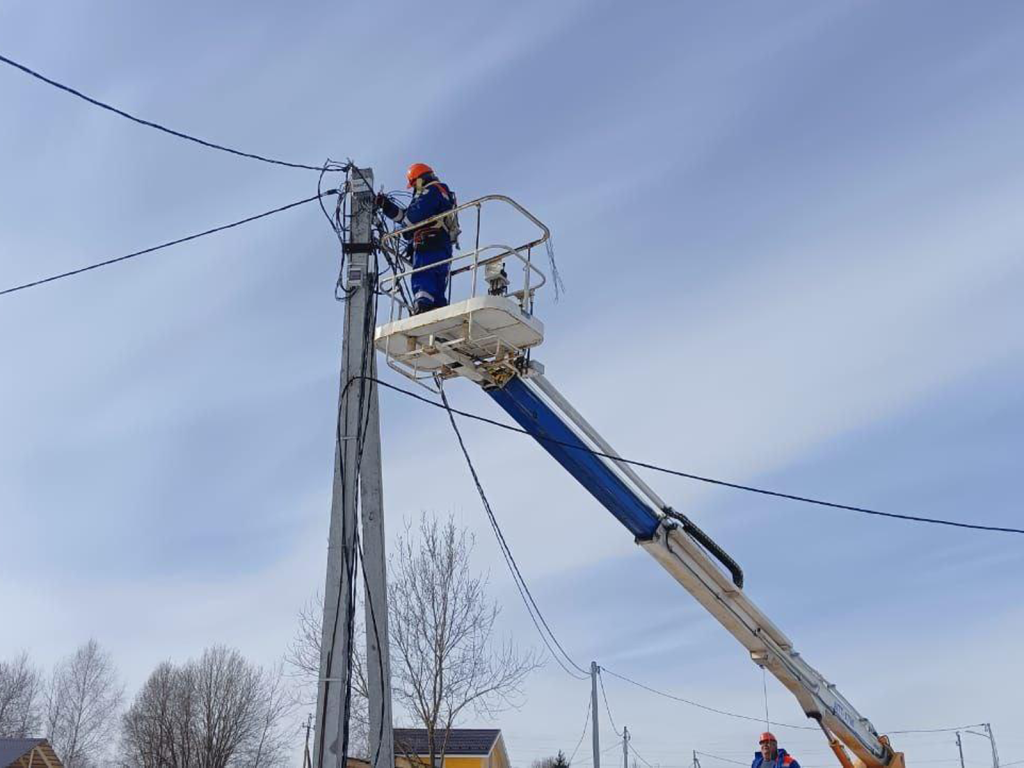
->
[374,195,551,388]
[378,194,550,321]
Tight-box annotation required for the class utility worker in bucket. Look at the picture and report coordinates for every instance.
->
[752,733,800,768]
[377,163,459,314]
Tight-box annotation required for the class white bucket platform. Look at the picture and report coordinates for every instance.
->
[373,195,550,387]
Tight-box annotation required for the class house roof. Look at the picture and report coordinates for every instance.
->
[0,738,63,767]
[394,729,501,757]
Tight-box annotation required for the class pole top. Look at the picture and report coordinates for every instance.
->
[348,166,375,194]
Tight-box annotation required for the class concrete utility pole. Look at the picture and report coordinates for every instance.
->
[983,723,1000,768]
[622,726,629,768]
[314,167,394,768]
[956,733,966,768]
[591,662,601,768]
[965,725,1001,768]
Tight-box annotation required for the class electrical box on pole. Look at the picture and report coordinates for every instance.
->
[314,167,393,768]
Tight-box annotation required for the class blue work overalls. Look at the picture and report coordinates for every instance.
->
[402,181,456,313]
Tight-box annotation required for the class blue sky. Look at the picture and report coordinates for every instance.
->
[2,1,1023,766]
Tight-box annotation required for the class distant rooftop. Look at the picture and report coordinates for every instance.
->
[394,729,501,757]
[0,738,63,768]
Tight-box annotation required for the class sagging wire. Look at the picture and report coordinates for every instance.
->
[762,667,771,733]
[438,378,589,681]
[600,667,817,731]
[598,668,624,738]
[628,741,656,768]
[0,52,337,172]
[568,695,592,765]
[2,190,338,298]
[352,377,1024,536]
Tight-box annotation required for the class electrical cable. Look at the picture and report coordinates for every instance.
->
[357,376,1024,536]
[762,667,771,732]
[338,162,412,308]
[0,52,337,172]
[568,696,592,765]
[890,726,986,734]
[629,742,656,768]
[438,381,589,680]
[362,374,1005,742]
[0,190,337,298]
[598,669,624,737]
[695,752,750,767]
[600,667,817,731]
[603,741,624,755]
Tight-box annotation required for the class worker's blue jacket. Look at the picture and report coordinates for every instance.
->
[379,180,457,312]
[397,181,457,251]
[752,749,800,768]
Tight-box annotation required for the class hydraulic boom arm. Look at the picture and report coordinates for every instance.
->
[486,372,905,768]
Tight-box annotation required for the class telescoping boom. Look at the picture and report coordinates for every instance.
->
[373,194,905,768]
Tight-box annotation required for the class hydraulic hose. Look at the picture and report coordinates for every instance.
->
[662,507,744,589]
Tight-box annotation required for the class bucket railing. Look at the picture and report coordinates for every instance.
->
[378,194,550,322]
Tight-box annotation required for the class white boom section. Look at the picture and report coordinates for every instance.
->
[531,375,895,768]
[641,526,890,766]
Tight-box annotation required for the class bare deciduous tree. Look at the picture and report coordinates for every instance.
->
[0,651,42,737]
[45,639,124,767]
[121,646,292,768]
[287,514,542,768]
[391,515,542,767]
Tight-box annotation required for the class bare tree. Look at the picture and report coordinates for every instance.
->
[46,639,124,767]
[0,651,42,737]
[121,646,293,768]
[390,514,542,767]
[288,514,542,768]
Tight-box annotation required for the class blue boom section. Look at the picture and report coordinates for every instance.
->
[487,377,661,540]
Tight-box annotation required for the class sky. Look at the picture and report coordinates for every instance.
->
[2,0,1023,766]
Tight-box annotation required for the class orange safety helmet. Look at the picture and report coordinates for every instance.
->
[406,162,434,188]
[760,733,777,745]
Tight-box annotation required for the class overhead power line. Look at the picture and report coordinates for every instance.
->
[361,376,1024,535]
[598,668,624,737]
[568,695,592,765]
[600,667,816,731]
[439,382,589,680]
[628,742,656,768]
[0,52,339,172]
[889,725,986,734]
[0,190,337,298]
[695,752,749,767]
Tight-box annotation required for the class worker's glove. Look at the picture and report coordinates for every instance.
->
[377,195,402,222]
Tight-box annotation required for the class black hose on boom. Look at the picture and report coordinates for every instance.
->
[662,507,744,589]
